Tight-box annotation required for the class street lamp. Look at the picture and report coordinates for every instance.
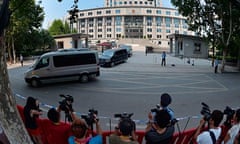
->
[0,0,9,36]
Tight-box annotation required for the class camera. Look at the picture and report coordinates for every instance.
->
[200,102,211,121]
[114,112,136,131]
[81,108,98,128]
[223,106,235,127]
[59,94,74,122]
[150,104,160,113]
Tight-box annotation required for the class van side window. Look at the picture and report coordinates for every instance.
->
[36,57,49,69]
[53,53,97,67]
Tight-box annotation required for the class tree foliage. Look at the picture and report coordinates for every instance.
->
[5,0,55,61]
[171,0,240,71]
[48,19,75,35]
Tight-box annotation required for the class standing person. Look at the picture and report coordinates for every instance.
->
[223,109,240,144]
[161,51,166,66]
[145,109,175,144]
[68,117,102,144]
[214,58,219,73]
[23,97,43,144]
[20,54,23,67]
[193,110,224,144]
[109,118,138,144]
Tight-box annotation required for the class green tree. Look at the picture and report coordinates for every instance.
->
[171,0,240,72]
[5,0,44,63]
[48,19,76,35]
[48,19,65,35]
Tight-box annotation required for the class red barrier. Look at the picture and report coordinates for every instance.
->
[16,105,229,144]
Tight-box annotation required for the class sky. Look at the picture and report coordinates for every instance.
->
[40,0,174,29]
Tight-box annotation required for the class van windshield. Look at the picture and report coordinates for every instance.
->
[102,50,114,57]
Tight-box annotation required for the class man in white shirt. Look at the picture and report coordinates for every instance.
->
[193,110,224,144]
[223,109,240,144]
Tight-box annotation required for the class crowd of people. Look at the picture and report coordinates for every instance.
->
[22,94,240,144]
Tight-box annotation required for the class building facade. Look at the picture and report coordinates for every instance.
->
[74,0,195,50]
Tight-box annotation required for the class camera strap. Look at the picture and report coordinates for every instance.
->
[208,130,216,144]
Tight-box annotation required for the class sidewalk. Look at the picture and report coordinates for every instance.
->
[104,46,239,73]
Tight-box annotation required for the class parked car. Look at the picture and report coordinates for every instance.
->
[119,44,133,57]
[99,48,128,67]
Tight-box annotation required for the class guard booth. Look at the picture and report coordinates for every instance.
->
[53,33,89,49]
[168,34,209,58]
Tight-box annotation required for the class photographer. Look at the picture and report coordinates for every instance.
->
[223,109,240,144]
[23,96,43,144]
[193,110,224,144]
[145,109,174,144]
[41,107,76,144]
[68,116,102,144]
[160,93,174,120]
[109,116,138,144]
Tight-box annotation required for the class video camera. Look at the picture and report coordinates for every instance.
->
[114,112,136,131]
[200,102,211,121]
[59,94,74,122]
[223,106,235,127]
[150,104,160,113]
[81,108,98,128]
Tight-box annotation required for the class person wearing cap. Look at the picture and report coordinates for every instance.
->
[160,93,174,120]
[68,117,102,144]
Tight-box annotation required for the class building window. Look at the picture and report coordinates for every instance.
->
[158,41,161,45]
[156,10,161,14]
[98,23,102,26]
[97,11,102,15]
[88,12,93,16]
[157,35,162,38]
[147,34,152,39]
[80,13,84,16]
[98,34,102,38]
[147,28,152,32]
[107,34,112,38]
[81,30,85,33]
[166,29,171,33]
[89,29,93,33]
[115,9,121,14]
[165,17,172,24]
[98,29,102,32]
[107,28,111,32]
[166,11,171,15]
[140,1,143,4]
[147,10,152,14]
[116,28,121,32]
[106,10,111,14]
[194,43,201,53]
[157,28,161,32]
[135,1,138,4]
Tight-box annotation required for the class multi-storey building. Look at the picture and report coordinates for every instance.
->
[75,0,195,49]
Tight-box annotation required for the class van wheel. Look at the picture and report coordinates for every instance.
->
[31,79,41,87]
[110,62,115,67]
[80,74,89,83]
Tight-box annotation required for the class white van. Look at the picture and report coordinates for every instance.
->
[24,50,100,87]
